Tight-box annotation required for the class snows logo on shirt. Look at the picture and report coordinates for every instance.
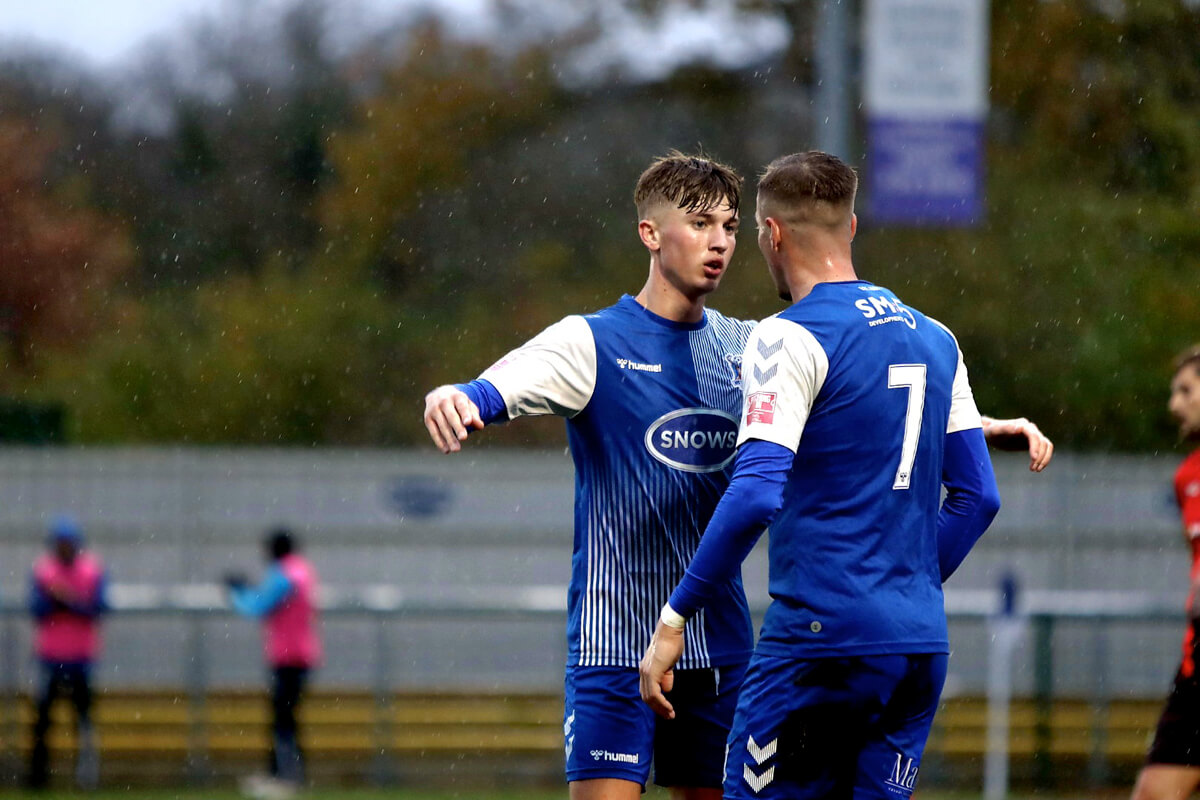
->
[644,408,738,473]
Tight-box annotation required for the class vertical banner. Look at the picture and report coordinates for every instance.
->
[864,0,989,226]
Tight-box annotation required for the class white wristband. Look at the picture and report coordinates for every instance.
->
[660,602,687,630]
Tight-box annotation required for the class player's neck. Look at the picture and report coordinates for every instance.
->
[634,276,708,323]
[782,243,856,302]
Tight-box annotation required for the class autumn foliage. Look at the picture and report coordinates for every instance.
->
[0,120,132,369]
[0,0,1197,449]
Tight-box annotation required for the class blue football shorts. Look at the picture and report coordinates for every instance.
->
[723,652,948,800]
[563,661,747,788]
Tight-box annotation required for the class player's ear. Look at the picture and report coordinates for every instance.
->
[766,217,784,252]
[638,218,661,251]
[849,213,858,241]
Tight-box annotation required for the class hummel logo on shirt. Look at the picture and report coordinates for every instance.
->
[616,358,662,372]
[590,749,639,764]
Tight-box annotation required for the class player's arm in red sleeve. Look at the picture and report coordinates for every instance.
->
[1176,462,1200,614]
[1177,462,1200,547]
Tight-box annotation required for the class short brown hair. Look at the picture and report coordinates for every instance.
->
[757,151,858,229]
[634,151,741,220]
[1174,344,1200,378]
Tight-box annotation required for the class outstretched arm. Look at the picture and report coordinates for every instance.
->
[230,565,294,618]
[981,415,1054,473]
[423,316,598,454]
[938,428,1002,581]
[640,440,791,719]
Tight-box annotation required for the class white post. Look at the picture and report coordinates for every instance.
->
[984,574,1024,800]
[815,0,852,159]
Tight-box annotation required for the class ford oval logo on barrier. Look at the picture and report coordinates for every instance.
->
[644,408,739,473]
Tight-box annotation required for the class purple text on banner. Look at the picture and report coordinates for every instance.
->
[866,116,985,227]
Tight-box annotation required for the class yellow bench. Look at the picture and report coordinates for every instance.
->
[0,690,1163,784]
[929,696,1157,760]
[0,689,564,769]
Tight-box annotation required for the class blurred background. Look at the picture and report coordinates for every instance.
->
[0,0,1198,796]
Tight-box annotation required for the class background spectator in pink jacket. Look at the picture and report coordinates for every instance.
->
[226,527,321,799]
[28,514,108,790]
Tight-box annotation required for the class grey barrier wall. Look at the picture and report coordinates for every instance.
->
[0,447,1191,697]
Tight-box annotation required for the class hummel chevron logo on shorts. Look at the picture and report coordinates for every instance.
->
[747,735,777,764]
[564,711,575,758]
[743,763,776,793]
[743,735,778,793]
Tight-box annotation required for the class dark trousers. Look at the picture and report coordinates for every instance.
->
[29,662,94,789]
[269,666,309,783]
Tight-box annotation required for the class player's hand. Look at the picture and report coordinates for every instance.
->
[982,416,1054,473]
[423,385,484,454]
[639,620,685,720]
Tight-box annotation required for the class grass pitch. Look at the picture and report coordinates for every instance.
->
[0,791,609,800]
[0,790,1124,800]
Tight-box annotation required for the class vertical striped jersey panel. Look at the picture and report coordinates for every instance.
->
[565,295,756,669]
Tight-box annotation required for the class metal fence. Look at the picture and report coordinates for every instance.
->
[0,446,1190,792]
[0,583,1188,693]
[0,447,1190,695]
[0,585,1186,792]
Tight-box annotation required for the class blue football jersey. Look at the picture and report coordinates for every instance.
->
[480,295,756,669]
[736,281,981,658]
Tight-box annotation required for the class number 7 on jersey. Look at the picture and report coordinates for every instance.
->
[888,364,927,490]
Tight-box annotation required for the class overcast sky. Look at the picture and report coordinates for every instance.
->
[0,0,439,67]
[3,0,241,66]
[0,0,787,80]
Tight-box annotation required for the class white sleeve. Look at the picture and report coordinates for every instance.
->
[736,316,829,452]
[478,315,597,419]
[946,345,983,433]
